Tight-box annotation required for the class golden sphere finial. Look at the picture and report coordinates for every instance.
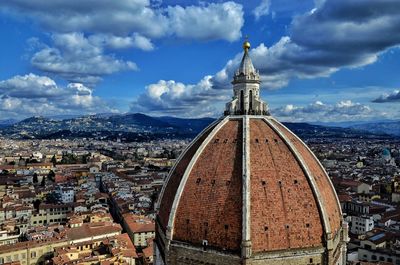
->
[243,35,250,51]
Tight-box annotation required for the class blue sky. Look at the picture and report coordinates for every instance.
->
[0,0,399,122]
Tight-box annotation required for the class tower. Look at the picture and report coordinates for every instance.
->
[225,40,268,116]
[155,40,348,265]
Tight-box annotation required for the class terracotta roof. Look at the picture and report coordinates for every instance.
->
[142,239,154,258]
[158,122,217,229]
[250,119,323,252]
[116,233,138,258]
[272,120,342,236]
[157,116,343,254]
[338,179,362,187]
[66,222,122,240]
[338,194,352,202]
[0,237,68,254]
[173,120,242,252]
[123,214,155,233]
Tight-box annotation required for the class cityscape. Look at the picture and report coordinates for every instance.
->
[0,1,400,265]
[0,115,399,264]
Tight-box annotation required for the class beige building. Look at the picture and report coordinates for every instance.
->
[0,229,19,246]
[52,233,137,265]
[0,222,121,265]
[30,203,73,226]
[122,213,155,247]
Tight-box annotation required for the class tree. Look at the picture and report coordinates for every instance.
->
[47,170,55,182]
[18,232,28,242]
[82,154,91,164]
[33,173,38,184]
[45,192,61,204]
[51,155,57,166]
[61,153,77,164]
[33,199,41,211]
[41,176,46,187]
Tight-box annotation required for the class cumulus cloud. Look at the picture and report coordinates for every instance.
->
[0,73,63,98]
[167,2,243,41]
[2,1,244,85]
[372,90,400,103]
[130,76,230,117]
[253,0,271,20]
[128,0,400,117]
[0,1,244,42]
[30,33,137,85]
[0,73,116,118]
[214,0,400,90]
[89,33,154,51]
[271,100,382,122]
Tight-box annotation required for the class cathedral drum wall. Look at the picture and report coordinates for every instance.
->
[155,242,166,265]
[167,244,241,265]
[250,253,324,265]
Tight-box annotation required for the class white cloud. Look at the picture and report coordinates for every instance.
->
[213,0,400,91]
[0,73,116,118]
[271,100,383,122]
[130,76,230,117]
[89,33,154,51]
[2,1,244,85]
[129,0,400,118]
[372,90,400,103]
[167,2,244,42]
[1,0,169,38]
[30,33,137,85]
[0,73,62,98]
[253,0,271,20]
[1,1,244,42]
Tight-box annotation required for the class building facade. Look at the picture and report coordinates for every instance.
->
[350,215,374,235]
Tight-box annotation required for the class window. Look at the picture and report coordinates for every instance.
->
[249,90,253,110]
[240,90,244,112]
[371,255,377,260]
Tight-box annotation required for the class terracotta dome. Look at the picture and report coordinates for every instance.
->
[155,41,348,265]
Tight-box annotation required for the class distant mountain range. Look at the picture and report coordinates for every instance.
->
[0,113,215,140]
[0,113,396,141]
[0,119,19,128]
[311,120,400,136]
